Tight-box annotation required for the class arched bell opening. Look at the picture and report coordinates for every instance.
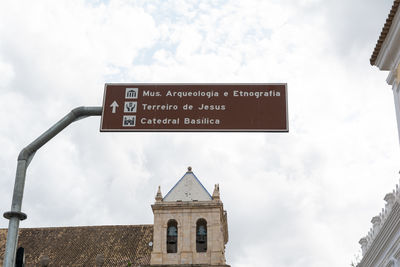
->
[196,218,207,252]
[167,219,178,253]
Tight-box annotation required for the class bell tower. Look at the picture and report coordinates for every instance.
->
[150,167,229,266]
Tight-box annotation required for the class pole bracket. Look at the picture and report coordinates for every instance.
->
[3,211,27,221]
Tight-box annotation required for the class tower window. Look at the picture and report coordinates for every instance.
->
[196,219,207,252]
[167,220,178,253]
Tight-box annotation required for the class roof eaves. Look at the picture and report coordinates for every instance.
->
[370,0,400,66]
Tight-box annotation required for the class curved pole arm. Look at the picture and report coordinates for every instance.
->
[18,106,103,162]
[3,106,103,267]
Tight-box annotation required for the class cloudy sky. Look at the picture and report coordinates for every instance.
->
[1,0,400,266]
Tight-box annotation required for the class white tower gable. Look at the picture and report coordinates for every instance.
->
[163,168,212,202]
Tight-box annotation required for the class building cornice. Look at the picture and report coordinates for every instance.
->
[151,201,224,212]
[359,202,400,266]
[371,0,400,66]
[375,3,400,76]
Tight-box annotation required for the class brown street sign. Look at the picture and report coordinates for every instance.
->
[100,83,288,132]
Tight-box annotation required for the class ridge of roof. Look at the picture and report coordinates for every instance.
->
[163,170,212,200]
[0,224,152,231]
[370,0,400,65]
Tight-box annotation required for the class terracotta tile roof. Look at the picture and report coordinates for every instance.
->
[0,224,153,267]
[370,0,400,65]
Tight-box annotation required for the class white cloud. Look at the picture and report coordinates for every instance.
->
[0,1,399,267]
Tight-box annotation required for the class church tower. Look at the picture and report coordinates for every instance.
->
[150,167,229,266]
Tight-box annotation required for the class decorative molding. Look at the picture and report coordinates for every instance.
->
[358,180,400,266]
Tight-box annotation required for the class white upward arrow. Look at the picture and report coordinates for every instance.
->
[110,101,119,113]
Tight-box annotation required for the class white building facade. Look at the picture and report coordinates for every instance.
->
[358,1,400,266]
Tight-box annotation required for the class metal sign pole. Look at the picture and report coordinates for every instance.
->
[2,106,102,267]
